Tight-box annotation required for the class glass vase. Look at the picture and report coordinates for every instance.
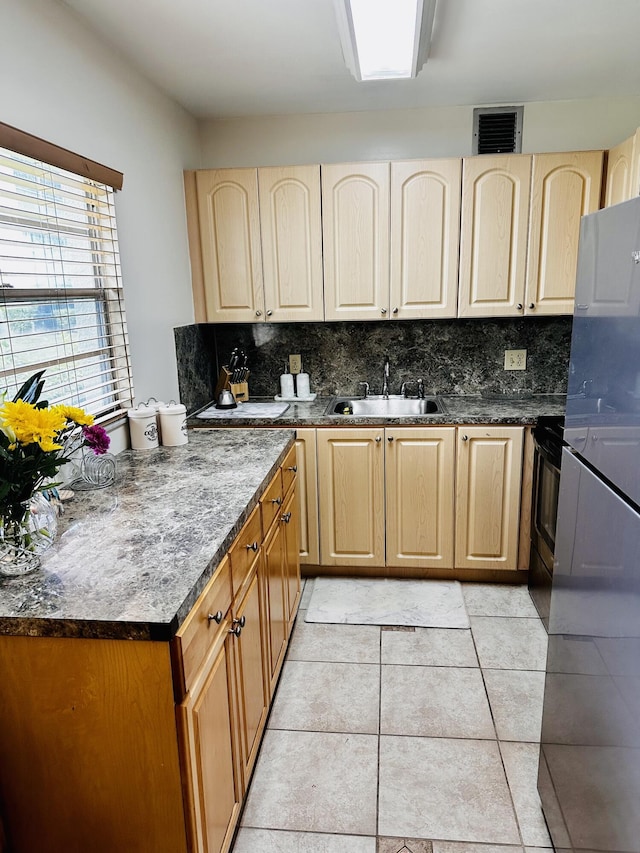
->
[0,492,58,577]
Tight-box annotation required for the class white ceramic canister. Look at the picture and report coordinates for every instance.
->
[280,370,295,399]
[127,403,159,450]
[296,372,310,399]
[158,402,188,446]
[145,398,166,443]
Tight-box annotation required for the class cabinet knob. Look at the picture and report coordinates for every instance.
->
[375,436,382,443]
[255,310,262,317]
[246,541,259,552]
[380,308,387,315]
[207,610,223,624]
[287,465,297,473]
[461,434,469,442]
[229,625,242,637]
[232,616,246,628]
[266,309,273,316]
[516,303,523,310]
[576,304,589,310]
[281,512,292,524]
[387,435,394,442]
[528,302,535,309]
[392,307,399,314]
[271,497,282,505]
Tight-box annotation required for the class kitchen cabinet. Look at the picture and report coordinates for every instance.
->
[321,162,390,321]
[294,428,320,565]
[455,426,524,571]
[605,128,640,207]
[525,151,603,315]
[458,155,532,318]
[186,166,323,322]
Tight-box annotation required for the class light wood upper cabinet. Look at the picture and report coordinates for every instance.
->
[385,427,456,569]
[322,162,390,321]
[195,169,265,323]
[605,135,636,207]
[525,151,603,315]
[258,165,324,321]
[294,428,320,566]
[317,428,385,566]
[390,159,461,319]
[459,155,532,317]
[455,426,524,571]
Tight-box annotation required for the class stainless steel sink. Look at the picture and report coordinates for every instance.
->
[325,394,446,417]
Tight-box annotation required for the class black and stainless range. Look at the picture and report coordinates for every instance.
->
[528,415,564,630]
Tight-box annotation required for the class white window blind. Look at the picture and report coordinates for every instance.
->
[0,146,133,419]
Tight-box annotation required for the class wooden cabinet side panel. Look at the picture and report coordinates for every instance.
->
[317,428,385,566]
[0,636,188,853]
[184,170,207,323]
[605,136,635,207]
[258,165,324,322]
[631,128,640,200]
[455,427,524,570]
[196,168,264,323]
[458,155,531,318]
[283,486,301,624]
[385,427,456,569]
[390,159,461,319]
[322,162,390,321]
[526,151,603,315]
[263,521,287,687]
[295,428,320,565]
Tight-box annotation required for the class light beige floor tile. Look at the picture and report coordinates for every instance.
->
[381,665,495,739]
[433,844,524,853]
[500,742,553,847]
[471,617,548,671]
[524,849,553,852]
[378,735,520,844]
[287,620,380,663]
[232,827,376,852]
[268,660,379,734]
[241,729,378,835]
[463,584,539,617]
[483,669,545,742]
[381,627,478,667]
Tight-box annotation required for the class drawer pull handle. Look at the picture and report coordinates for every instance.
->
[207,611,223,624]
[246,542,259,552]
[281,512,292,524]
[287,465,297,472]
[271,497,282,505]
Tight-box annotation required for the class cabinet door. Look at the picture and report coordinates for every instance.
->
[317,428,385,567]
[455,427,524,571]
[525,151,603,315]
[390,159,461,319]
[282,487,301,626]
[196,169,265,323]
[258,166,324,322]
[386,427,456,570]
[605,135,636,207]
[632,128,640,200]
[263,518,287,693]
[178,619,241,853]
[231,564,268,792]
[295,428,319,565]
[458,155,532,318]
[322,163,390,321]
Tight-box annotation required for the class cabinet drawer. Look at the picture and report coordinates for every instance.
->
[281,445,298,496]
[174,555,232,695]
[229,505,263,596]
[260,471,284,535]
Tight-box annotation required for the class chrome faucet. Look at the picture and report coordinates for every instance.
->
[358,381,370,398]
[382,358,390,399]
[400,382,408,398]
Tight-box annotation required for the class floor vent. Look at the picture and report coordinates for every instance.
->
[473,106,523,154]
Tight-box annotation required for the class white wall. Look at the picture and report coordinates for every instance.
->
[199,96,640,167]
[1,0,200,409]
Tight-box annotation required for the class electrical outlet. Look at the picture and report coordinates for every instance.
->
[289,354,302,374]
[504,349,527,370]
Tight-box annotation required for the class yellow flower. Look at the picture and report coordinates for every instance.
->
[55,405,93,426]
[0,399,66,452]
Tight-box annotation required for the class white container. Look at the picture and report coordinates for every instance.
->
[280,371,295,398]
[145,398,166,442]
[296,372,310,399]
[158,402,188,446]
[127,404,159,450]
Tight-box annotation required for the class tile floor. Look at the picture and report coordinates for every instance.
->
[232,580,552,853]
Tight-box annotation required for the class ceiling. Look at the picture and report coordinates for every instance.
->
[61,0,640,119]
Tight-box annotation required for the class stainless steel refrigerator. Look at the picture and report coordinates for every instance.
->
[538,195,640,852]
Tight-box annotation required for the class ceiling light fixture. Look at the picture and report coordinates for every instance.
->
[334,0,437,82]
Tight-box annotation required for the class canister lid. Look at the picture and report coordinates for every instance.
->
[158,401,186,415]
[127,403,156,419]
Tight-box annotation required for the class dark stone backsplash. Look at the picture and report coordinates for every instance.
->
[175,318,572,412]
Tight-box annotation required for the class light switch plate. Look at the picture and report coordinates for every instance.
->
[504,349,527,370]
[289,354,302,374]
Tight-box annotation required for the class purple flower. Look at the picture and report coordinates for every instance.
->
[82,424,110,455]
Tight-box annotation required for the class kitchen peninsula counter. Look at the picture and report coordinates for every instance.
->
[0,429,294,641]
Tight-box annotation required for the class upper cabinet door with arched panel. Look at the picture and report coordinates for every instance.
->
[390,159,461,320]
[458,155,532,318]
[195,168,265,322]
[258,166,324,322]
[525,151,603,316]
[605,135,635,208]
[322,162,390,321]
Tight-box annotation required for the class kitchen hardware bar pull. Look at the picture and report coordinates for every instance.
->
[208,611,223,624]
[246,542,259,552]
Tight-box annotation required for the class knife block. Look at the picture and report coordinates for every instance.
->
[215,367,250,402]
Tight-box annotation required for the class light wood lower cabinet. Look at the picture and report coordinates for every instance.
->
[294,428,319,565]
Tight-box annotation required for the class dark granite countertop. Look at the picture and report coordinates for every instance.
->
[0,429,294,641]
[189,394,567,428]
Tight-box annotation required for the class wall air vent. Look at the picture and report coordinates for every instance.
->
[473,106,523,155]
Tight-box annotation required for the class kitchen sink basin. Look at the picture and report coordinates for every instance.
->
[325,394,446,417]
